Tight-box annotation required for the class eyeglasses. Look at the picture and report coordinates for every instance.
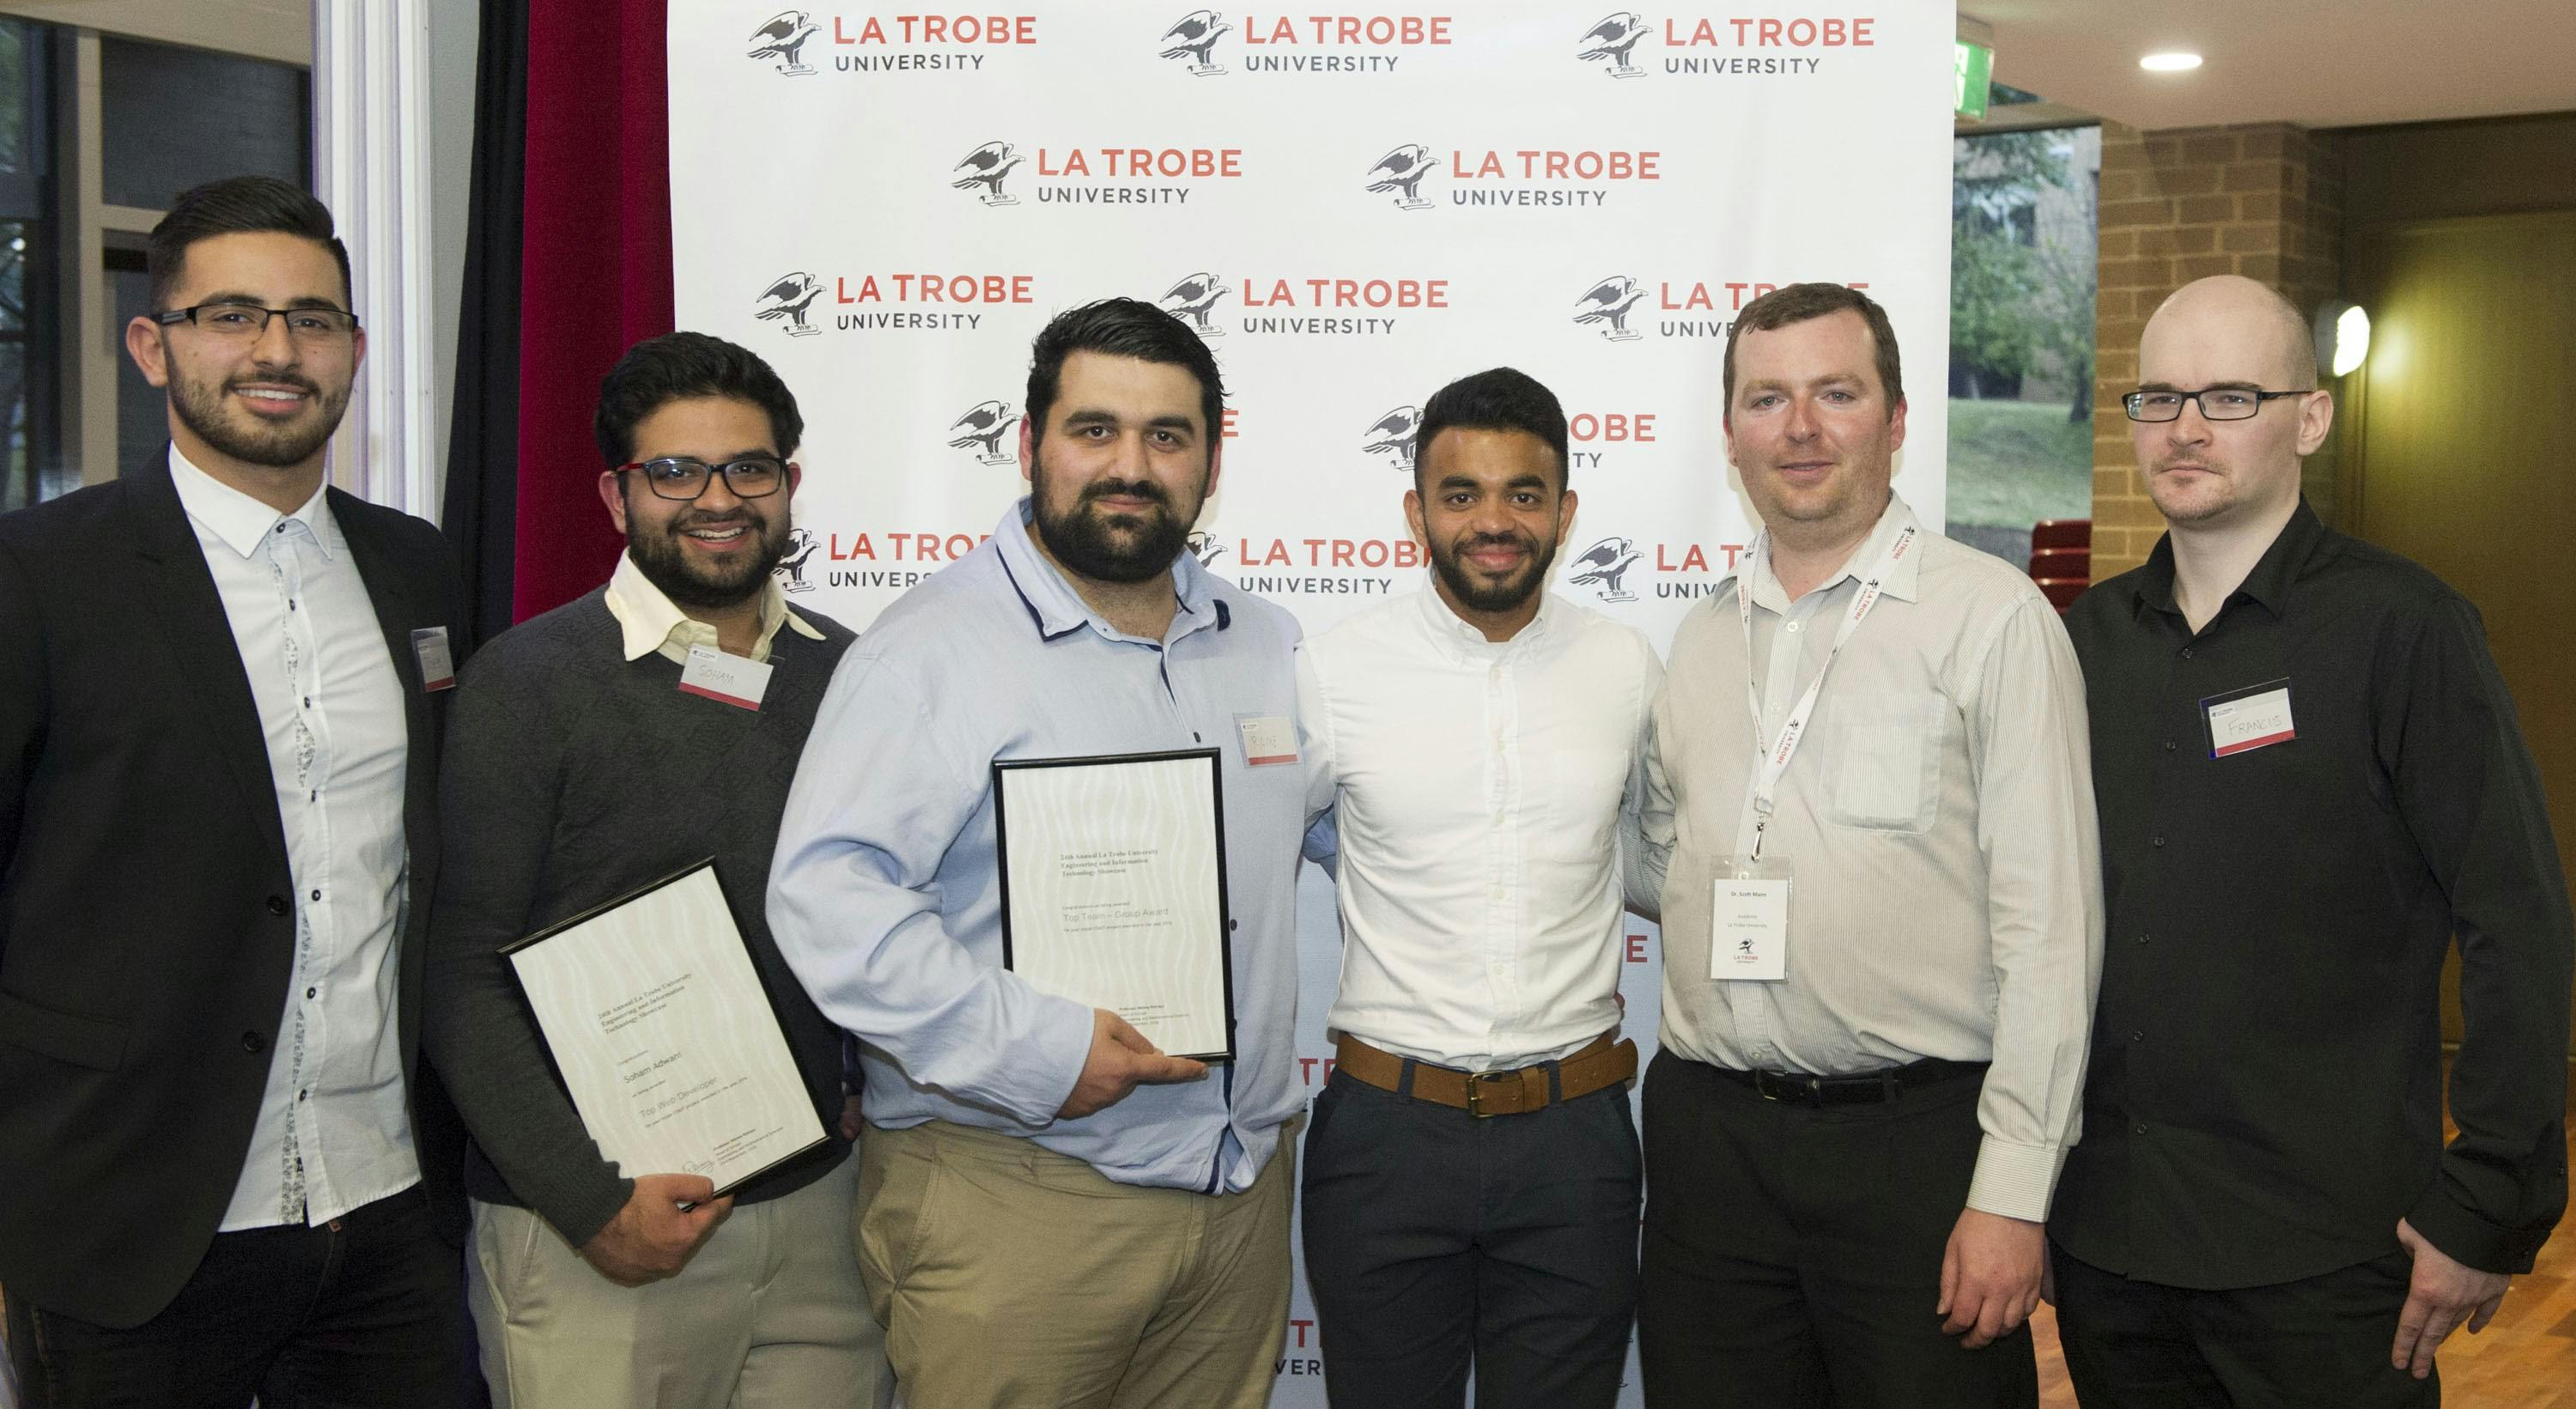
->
[154,302,361,343]
[2122,386,2311,422]
[615,455,793,501]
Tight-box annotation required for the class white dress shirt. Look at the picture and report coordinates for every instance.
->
[1299,586,1662,1071]
[1627,494,2102,1222]
[602,549,823,665]
[169,446,419,1230]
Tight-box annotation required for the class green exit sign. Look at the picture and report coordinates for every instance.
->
[1955,40,1994,118]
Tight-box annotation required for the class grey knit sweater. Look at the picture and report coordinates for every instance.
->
[422,587,856,1247]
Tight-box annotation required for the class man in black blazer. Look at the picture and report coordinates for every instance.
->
[0,177,469,1406]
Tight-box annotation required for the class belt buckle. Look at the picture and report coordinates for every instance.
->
[1464,1069,1514,1118]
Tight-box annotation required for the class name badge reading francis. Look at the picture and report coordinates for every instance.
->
[678,645,774,711]
[1710,857,1790,982]
[2203,678,2294,758]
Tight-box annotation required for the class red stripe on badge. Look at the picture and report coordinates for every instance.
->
[2213,725,2293,757]
[677,681,761,710]
[1246,752,1296,766]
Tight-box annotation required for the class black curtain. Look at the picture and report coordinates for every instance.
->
[440,0,530,647]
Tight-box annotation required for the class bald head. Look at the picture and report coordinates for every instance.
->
[2142,276,2316,390]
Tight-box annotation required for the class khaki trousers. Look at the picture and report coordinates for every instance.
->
[855,1119,1296,1409]
[469,1156,891,1409]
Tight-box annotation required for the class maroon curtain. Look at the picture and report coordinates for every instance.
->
[511,0,672,623]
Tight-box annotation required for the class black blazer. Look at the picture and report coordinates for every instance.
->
[0,452,469,1327]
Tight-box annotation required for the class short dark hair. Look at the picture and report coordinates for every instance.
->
[1024,298,1226,449]
[147,176,352,311]
[1413,367,1571,493]
[1722,282,1904,410]
[592,331,805,466]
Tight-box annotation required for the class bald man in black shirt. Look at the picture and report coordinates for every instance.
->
[2050,274,2572,1406]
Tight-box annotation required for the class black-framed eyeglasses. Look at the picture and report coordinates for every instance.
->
[614,455,793,501]
[154,302,361,342]
[2122,386,2311,422]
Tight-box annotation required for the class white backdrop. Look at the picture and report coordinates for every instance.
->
[671,4,1952,1401]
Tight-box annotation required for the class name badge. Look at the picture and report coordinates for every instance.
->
[1710,863,1789,982]
[678,645,774,711]
[2203,678,2294,757]
[409,627,456,692]
[1236,713,1297,766]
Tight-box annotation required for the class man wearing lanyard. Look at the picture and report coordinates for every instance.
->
[1297,367,1661,1408]
[1626,282,2102,1407]
[767,299,1309,1408]
[2049,275,2571,1406]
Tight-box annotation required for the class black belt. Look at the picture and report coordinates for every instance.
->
[1702,1056,1988,1106]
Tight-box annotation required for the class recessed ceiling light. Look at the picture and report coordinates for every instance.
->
[2140,52,2203,72]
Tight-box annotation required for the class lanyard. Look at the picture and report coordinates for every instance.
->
[1735,524,1916,859]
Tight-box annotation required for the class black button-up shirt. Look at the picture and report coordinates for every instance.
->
[2052,500,2571,1289]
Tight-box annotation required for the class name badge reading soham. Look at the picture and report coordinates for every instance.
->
[678,645,774,711]
[2203,678,2293,758]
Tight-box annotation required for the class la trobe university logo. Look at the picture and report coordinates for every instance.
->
[1160,9,1231,76]
[953,141,1025,206]
[1567,536,1642,602]
[1161,273,1230,338]
[1577,12,1649,77]
[947,400,1022,466]
[1573,275,1648,341]
[1364,143,1436,210]
[748,10,819,76]
[1359,405,1421,473]
[755,272,824,336]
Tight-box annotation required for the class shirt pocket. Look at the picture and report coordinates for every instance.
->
[1819,692,1946,834]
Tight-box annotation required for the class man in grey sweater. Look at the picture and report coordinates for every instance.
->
[422,332,890,1408]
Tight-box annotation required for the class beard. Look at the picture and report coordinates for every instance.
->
[1030,460,1206,585]
[1429,525,1561,615]
[624,494,794,610]
[166,359,350,469]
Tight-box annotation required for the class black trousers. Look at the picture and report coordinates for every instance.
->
[1300,1068,1643,1409]
[1637,1050,2037,1409]
[5,1184,463,1409]
[2050,1243,2440,1408]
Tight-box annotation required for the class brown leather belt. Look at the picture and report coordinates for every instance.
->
[1334,1033,1639,1118]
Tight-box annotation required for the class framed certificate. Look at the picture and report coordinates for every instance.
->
[992,749,1236,1062]
[505,860,828,1197]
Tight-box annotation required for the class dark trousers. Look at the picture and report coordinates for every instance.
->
[1300,1068,1642,1409]
[2050,1243,2439,1408]
[1637,1050,2037,1409]
[5,1184,463,1409]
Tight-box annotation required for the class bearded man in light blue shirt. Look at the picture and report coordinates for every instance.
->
[769,297,1310,1409]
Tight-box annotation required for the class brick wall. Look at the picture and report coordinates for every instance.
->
[2090,123,2344,580]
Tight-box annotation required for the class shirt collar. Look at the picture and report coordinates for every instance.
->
[2130,495,2324,622]
[1723,491,1924,612]
[602,548,823,663]
[1414,576,1560,659]
[167,442,341,561]
[992,496,1214,645]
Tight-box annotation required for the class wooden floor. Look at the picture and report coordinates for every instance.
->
[2034,1071,2576,1406]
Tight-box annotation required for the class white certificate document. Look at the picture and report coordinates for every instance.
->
[507,861,827,1195]
[993,749,1236,1061]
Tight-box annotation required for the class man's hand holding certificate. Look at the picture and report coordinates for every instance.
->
[993,750,1240,1068]
[507,862,828,1198]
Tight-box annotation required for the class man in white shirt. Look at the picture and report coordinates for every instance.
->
[1626,283,2100,1408]
[0,177,469,1404]
[1298,367,1662,1408]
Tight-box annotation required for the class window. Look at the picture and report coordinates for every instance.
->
[1945,122,2100,568]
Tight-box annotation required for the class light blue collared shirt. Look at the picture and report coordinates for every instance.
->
[769,499,1309,1193]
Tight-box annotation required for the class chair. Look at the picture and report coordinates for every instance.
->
[2036,578,2087,613]
[2032,519,2091,551]
[2028,547,2090,580]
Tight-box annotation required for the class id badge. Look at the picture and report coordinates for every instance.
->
[677,645,775,710]
[2202,677,2294,758]
[1710,854,1790,982]
[409,627,456,692]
